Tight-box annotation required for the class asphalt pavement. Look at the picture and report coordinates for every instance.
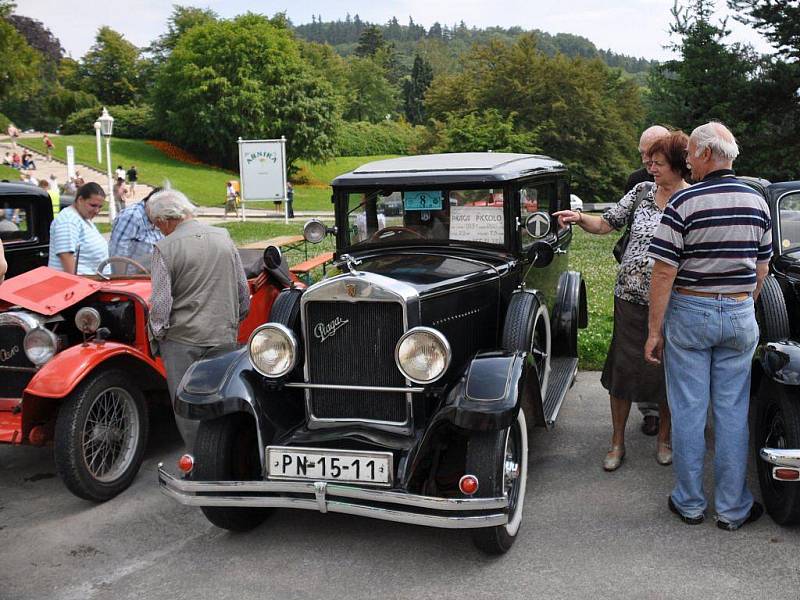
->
[1,372,798,600]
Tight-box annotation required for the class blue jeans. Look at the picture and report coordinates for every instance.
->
[663,291,758,526]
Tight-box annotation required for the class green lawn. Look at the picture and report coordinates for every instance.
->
[571,227,619,370]
[0,164,20,180]
[20,136,394,213]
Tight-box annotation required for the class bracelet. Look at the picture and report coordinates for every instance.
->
[576,211,583,224]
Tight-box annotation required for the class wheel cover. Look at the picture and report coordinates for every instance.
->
[530,306,551,400]
[504,410,528,536]
[80,386,140,483]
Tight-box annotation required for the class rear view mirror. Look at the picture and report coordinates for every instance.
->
[527,241,554,268]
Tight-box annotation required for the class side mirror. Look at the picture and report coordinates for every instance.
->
[263,245,293,288]
[523,212,552,240]
[527,241,554,268]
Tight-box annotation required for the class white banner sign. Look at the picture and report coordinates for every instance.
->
[449,206,505,244]
[66,145,76,179]
[237,138,287,201]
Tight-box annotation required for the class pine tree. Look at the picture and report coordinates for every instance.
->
[403,54,433,124]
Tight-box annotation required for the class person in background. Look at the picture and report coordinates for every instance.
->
[645,122,771,530]
[147,188,249,450]
[626,125,670,436]
[115,164,126,181]
[43,134,55,161]
[21,152,35,170]
[287,180,295,218]
[126,165,138,194]
[109,187,164,273]
[73,171,85,187]
[48,182,108,275]
[38,179,59,217]
[11,153,21,169]
[554,131,691,471]
[3,152,11,166]
[7,123,19,149]
[0,239,6,284]
[113,177,129,215]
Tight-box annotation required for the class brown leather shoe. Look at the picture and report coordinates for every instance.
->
[603,445,625,471]
[641,415,659,436]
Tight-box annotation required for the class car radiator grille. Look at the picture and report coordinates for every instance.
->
[305,301,407,423]
[0,325,35,397]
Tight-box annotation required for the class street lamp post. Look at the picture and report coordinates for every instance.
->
[93,121,102,164]
[97,107,116,219]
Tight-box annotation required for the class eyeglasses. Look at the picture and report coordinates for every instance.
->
[644,160,667,168]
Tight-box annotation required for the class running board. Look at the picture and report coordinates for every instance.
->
[543,357,578,429]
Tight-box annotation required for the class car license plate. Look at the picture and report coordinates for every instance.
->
[266,446,393,486]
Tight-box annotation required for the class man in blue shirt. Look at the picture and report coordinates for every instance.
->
[109,188,164,274]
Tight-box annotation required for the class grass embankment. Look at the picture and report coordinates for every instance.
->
[21,136,396,212]
[0,164,20,180]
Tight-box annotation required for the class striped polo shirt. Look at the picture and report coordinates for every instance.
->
[648,171,772,292]
[48,205,109,275]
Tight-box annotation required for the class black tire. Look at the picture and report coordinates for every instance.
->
[194,413,272,532]
[54,369,149,502]
[756,276,790,342]
[270,288,303,327]
[754,378,800,525]
[503,292,550,398]
[465,410,528,555]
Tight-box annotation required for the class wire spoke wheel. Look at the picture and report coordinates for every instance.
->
[81,387,139,482]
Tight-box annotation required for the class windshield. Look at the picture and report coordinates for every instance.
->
[780,192,800,254]
[345,188,505,248]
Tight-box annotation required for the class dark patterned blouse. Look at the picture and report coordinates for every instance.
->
[602,182,661,305]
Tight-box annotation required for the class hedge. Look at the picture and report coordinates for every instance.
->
[335,120,424,156]
[62,104,155,138]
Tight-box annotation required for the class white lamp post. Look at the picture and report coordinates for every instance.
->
[97,107,116,219]
[93,120,102,164]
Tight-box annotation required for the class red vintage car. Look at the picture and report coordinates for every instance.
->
[0,249,292,502]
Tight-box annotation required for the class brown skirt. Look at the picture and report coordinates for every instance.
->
[600,296,667,405]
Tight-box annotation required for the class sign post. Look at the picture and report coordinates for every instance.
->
[66,146,76,180]
[237,137,288,224]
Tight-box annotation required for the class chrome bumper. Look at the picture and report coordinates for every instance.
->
[158,465,508,529]
[760,448,800,468]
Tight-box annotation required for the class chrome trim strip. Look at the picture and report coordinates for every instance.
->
[284,383,425,393]
[158,466,508,529]
[760,447,800,468]
[300,271,420,433]
[0,311,44,332]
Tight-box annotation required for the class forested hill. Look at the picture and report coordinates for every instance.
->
[293,15,656,76]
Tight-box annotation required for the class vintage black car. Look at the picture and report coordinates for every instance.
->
[0,182,52,278]
[750,179,800,526]
[158,153,588,554]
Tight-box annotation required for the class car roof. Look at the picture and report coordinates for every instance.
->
[332,153,566,187]
[767,181,800,202]
[0,181,50,199]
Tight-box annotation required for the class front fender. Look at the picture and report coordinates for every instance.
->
[25,341,165,399]
[436,350,539,431]
[758,341,800,386]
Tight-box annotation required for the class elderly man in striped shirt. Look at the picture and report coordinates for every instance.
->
[644,122,772,531]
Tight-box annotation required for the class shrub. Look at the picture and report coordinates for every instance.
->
[62,104,155,138]
[335,120,423,156]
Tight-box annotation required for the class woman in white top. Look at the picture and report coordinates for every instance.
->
[48,182,109,274]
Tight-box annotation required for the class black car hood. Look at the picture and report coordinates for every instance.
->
[351,249,510,297]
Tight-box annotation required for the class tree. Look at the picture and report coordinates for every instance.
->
[0,18,40,104]
[355,25,385,57]
[147,5,218,62]
[403,54,433,124]
[79,27,142,105]
[153,13,338,171]
[7,14,62,63]
[343,57,397,122]
[729,0,800,60]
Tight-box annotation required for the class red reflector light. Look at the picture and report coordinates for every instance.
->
[28,425,48,446]
[178,454,194,474]
[459,474,479,495]
[774,467,800,481]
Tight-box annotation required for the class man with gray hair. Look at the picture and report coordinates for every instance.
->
[644,121,772,530]
[147,188,250,449]
[625,125,670,436]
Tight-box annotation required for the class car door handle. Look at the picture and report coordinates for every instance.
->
[554,248,567,254]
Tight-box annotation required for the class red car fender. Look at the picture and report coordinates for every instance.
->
[25,342,166,399]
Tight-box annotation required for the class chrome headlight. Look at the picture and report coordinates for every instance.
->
[303,219,327,244]
[75,307,101,334]
[248,323,298,378]
[395,327,451,384]
[23,327,58,365]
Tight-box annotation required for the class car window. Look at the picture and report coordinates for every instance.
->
[346,188,505,247]
[779,192,800,253]
[519,182,556,248]
[0,199,32,243]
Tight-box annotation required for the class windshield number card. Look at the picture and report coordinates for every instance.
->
[404,191,443,211]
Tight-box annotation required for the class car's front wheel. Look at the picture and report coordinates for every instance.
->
[754,378,800,525]
[465,409,528,555]
[194,413,273,532]
[54,369,149,502]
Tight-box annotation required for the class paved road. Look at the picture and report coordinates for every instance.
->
[1,372,798,600]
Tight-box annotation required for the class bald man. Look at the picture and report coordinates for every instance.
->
[625,125,670,435]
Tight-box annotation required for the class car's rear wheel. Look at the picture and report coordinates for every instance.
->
[54,369,149,502]
[754,378,800,525]
[465,409,528,555]
[755,275,790,342]
[194,413,273,532]
[503,292,550,399]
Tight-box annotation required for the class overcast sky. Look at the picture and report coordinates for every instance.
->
[16,0,774,61]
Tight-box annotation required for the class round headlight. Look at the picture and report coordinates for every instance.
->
[75,307,101,334]
[303,219,327,244]
[24,327,58,365]
[395,327,451,384]
[248,323,298,378]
